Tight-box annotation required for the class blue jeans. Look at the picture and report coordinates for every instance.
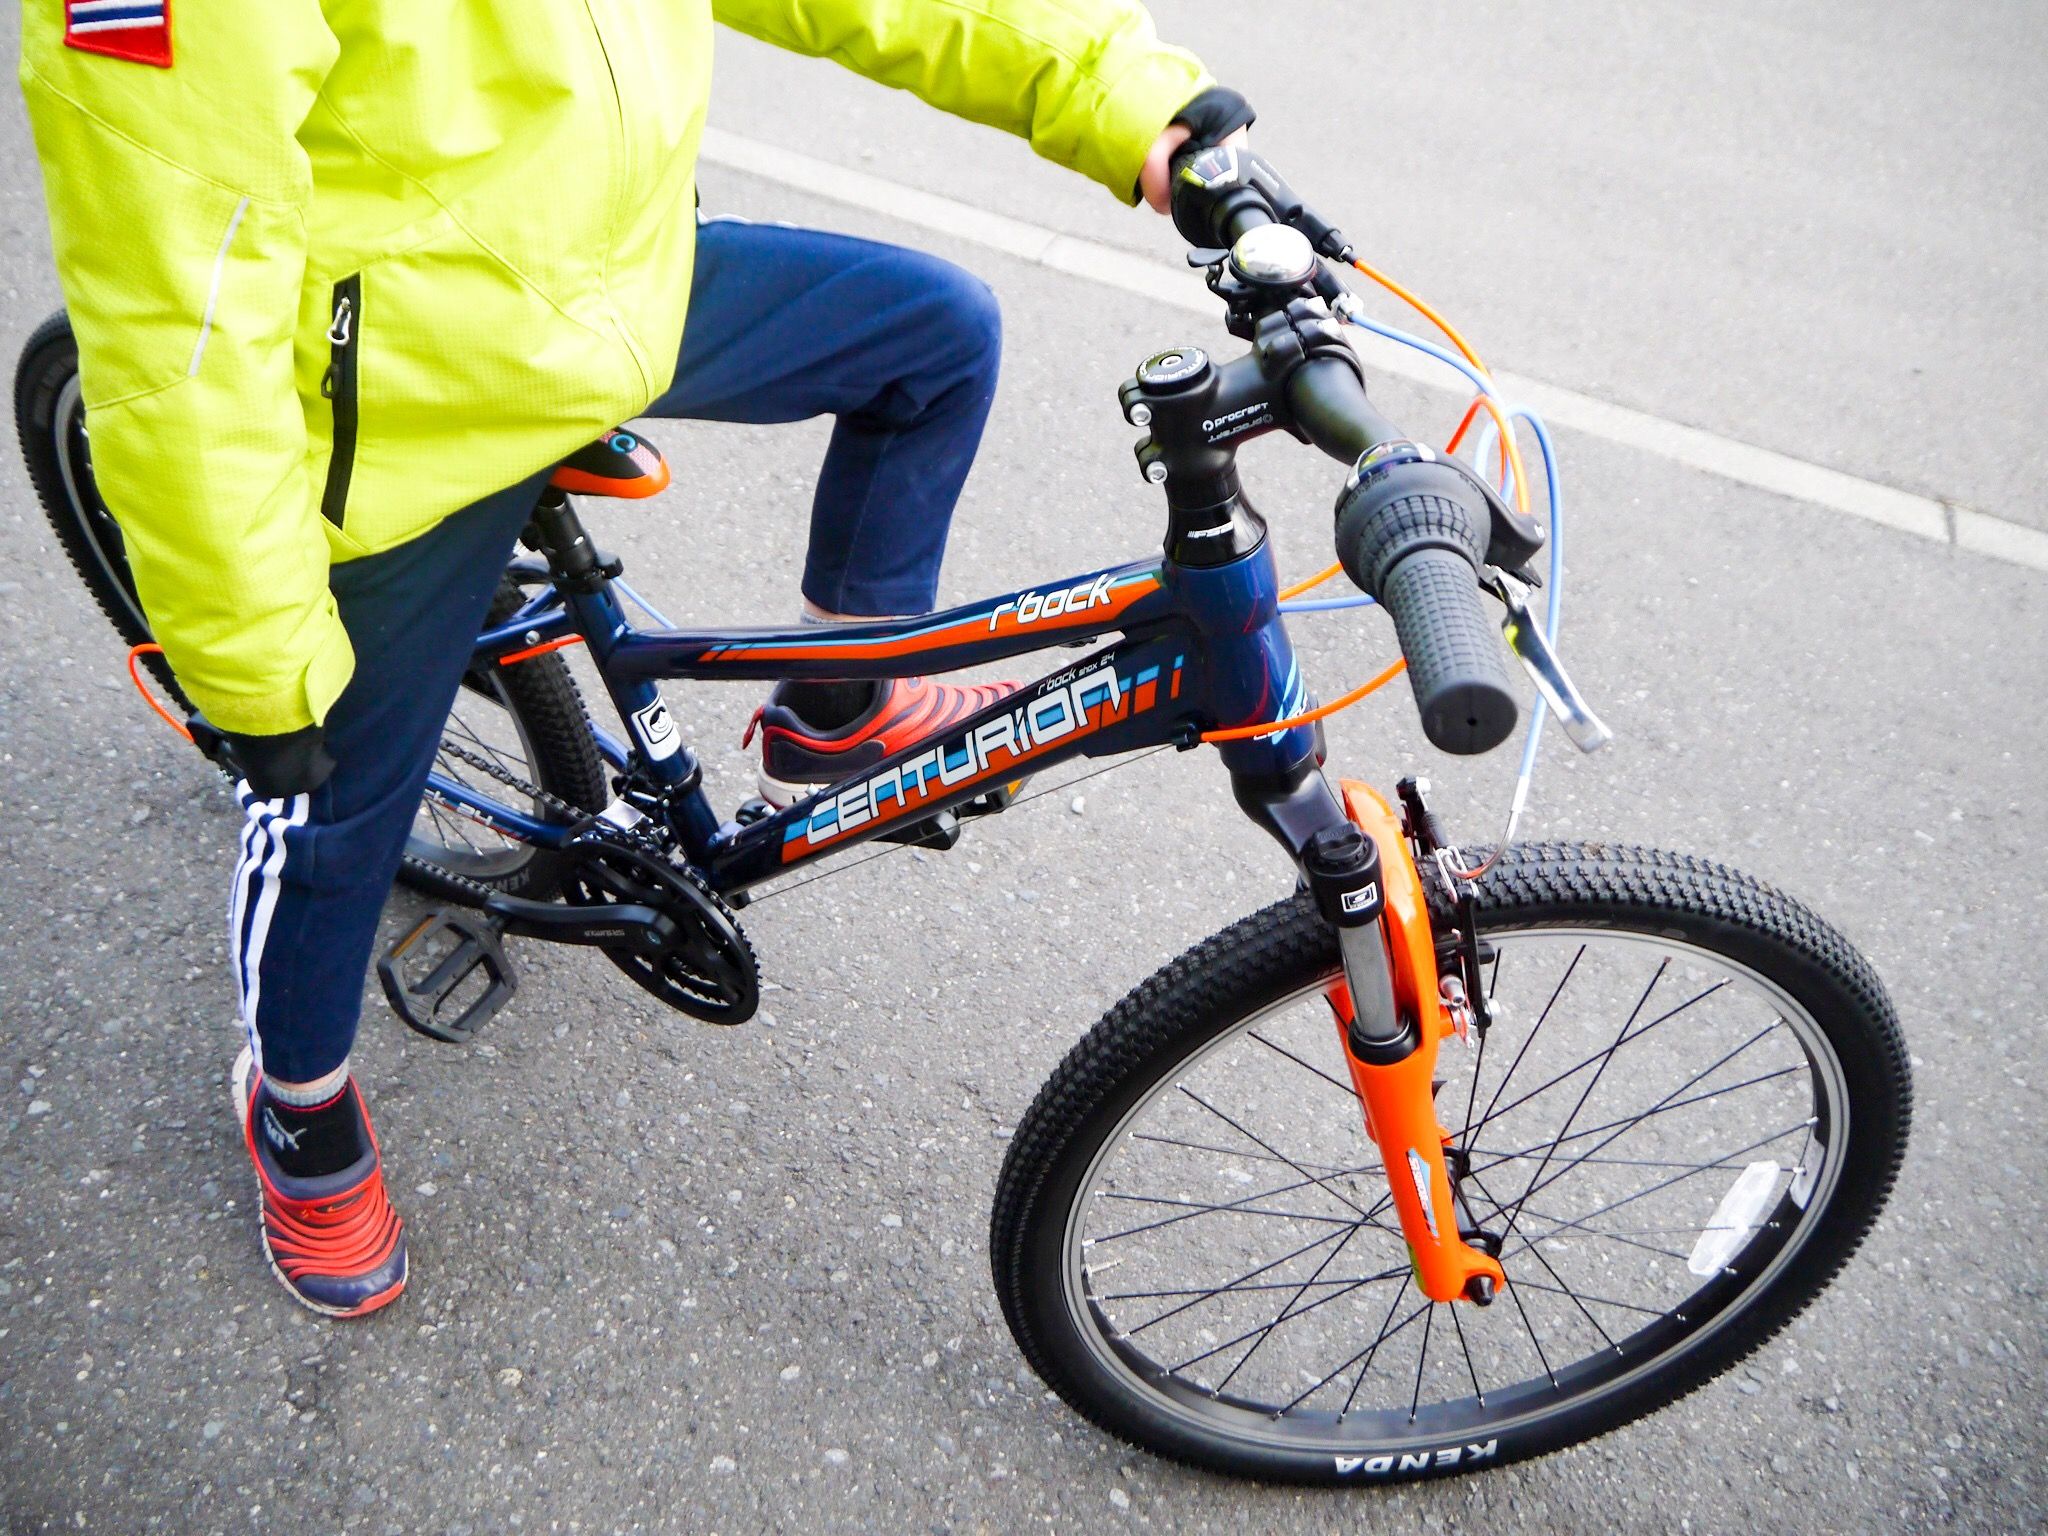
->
[233,219,1002,1083]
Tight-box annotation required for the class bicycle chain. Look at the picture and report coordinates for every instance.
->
[405,737,597,909]
[427,737,594,830]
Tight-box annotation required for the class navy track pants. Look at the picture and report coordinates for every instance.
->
[232,218,1001,1082]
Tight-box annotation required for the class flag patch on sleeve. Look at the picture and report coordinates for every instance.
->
[64,0,172,68]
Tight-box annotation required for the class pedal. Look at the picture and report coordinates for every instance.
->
[377,909,518,1045]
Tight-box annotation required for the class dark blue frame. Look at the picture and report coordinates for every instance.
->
[431,538,1317,895]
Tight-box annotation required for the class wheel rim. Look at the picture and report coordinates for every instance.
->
[405,675,549,881]
[1058,928,1850,1459]
[53,375,152,639]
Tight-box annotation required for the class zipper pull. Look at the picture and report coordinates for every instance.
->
[321,293,354,398]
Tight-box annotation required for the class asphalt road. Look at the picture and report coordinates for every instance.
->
[3,5,2045,1534]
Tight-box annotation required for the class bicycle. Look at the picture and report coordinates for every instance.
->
[14,146,1909,1486]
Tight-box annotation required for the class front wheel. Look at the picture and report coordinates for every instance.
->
[990,843,1909,1484]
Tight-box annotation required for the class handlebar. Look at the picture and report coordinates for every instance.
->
[1285,356,1398,464]
[1164,142,1526,757]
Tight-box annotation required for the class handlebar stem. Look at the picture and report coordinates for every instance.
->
[1118,288,1400,563]
[1119,347,1272,567]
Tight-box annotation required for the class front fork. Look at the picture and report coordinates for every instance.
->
[1237,764,1504,1305]
[1316,781,1504,1304]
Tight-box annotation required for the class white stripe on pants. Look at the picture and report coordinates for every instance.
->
[228,789,309,1074]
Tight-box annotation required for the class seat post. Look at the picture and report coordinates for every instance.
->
[524,489,610,593]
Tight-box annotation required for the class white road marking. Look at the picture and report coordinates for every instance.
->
[698,127,2048,577]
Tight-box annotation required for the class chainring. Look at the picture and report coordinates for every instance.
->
[559,839,758,1025]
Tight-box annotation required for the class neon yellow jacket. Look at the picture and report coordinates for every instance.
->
[20,0,1207,736]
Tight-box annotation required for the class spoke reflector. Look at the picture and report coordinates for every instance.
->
[1686,1161,1781,1277]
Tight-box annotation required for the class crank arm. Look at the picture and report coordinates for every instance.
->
[1319,782,1507,1306]
[480,890,676,951]
[1490,576,1612,753]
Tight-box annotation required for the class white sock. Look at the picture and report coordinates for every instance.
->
[264,1059,350,1106]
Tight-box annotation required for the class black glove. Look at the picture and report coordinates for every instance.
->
[1173,85,1256,148]
[1136,86,1255,206]
[221,723,336,800]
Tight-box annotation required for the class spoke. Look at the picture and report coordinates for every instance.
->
[1101,1273,1418,1303]
[1247,1029,1359,1099]
[1449,1298,1486,1406]
[447,712,499,758]
[1519,1220,1801,1239]
[1164,1263,1412,1374]
[1098,1191,1364,1228]
[1469,1146,1785,1174]
[1509,1278,1671,1319]
[1117,1227,1353,1337]
[447,714,531,786]
[1466,1062,1806,1179]
[1213,1225,1362,1392]
[1304,1295,1429,1417]
[1339,1284,1417,1417]
[1091,1168,1391,1244]
[1505,1266,1559,1390]
[1508,1203,1689,1262]
[1473,943,1584,1133]
[1129,1132,1377,1178]
[1469,1168,1618,1352]
[1501,1016,1792,1234]
[1178,1087,1369,1218]
[1408,1303,1435,1422]
[424,795,486,857]
[1499,959,1672,1243]
[1459,1011,1489,1151]
[1465,974,1732,1145]
[1492,1119,1812,1268]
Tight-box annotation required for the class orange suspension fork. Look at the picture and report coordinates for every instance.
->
[1305,781,1505,1306]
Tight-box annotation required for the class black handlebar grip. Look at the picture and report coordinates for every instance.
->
[1335,463,1519,755]
[1377,546,1519,755]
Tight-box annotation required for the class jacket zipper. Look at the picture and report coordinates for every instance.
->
[319,274,361,528]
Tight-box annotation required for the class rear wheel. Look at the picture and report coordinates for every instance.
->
[15,311,176,699]
[15,310,606,901]
[990,843,1909,1483]
[400,578,608,903]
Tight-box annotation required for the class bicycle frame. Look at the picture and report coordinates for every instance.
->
[436,515,1325,897]
[428,483,1504,1303]
[397,260,1522,1307]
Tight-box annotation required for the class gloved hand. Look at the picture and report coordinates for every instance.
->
[222,723,336,800]
[1138,86,1256,213]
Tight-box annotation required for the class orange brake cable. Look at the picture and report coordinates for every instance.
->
[127,644,194,743]
[1346,256,1531,515]
[1199,658,1407,743]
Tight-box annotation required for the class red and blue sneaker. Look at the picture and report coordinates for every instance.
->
[745,675,1016,807]
[231,1047,408,1318]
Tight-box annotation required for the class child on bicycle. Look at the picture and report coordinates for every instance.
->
[21,0,1248,1315]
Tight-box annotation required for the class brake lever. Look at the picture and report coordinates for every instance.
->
[1485,574,1613,753]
